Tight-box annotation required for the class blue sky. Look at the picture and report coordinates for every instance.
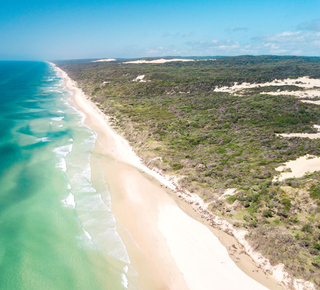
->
[1,0,320,60]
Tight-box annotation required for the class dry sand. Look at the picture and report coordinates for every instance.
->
[214,76,320,98]
[123,58,194,64]
[301,99,320,105]
[274,155,320,181]
[262,89,320,98]
[275,126,320,181]
[92,58,116,62]
[277,124,320,139]
[278,132,320,139]
[132,75,146,82]
[51,63,289,290]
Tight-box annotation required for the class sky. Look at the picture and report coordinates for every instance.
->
[1,0,320,60]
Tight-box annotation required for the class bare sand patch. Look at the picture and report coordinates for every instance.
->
[123,58,194,64]
[214,76,320,96]
[277,124,320,140]
[277,132,320,139]
[261,89,320,98]
[92,58,116,62]
[274,155,320,181]
[132,75,146,82]
[301,99,320,105]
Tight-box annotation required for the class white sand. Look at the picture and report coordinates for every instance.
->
[301,99,320,105]
[219,188,237,200]
[276,125,320,180]
[277,132,320,139]
[262,89,320,98]
[214,76,320,97]
[123,58,194,64]
[132,75,146,82]
[92,58,116,62]
[274,155,320,181]
[158,205,267,290]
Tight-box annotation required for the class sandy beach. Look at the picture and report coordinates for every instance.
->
[52,63,285,290]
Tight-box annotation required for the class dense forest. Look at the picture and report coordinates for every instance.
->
[56,55,320,287]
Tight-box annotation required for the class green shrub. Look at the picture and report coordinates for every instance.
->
[312,255,320,267]
[263,209,273,218]
[302,223,313,233]
[314,243,320,251]
[281,198,292,211]
[243,215,250,222]
[310,184,320,199]
[172,163,184,170]
[250,220,258,227]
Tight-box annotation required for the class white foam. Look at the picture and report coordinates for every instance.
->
[83,229,93,243]
[47,89,63,94]
[78,110,86,124]
[68,138,73,142]
[81,164,92,181]
[52,116,64,121]
[36,137,51,142]
[57,110,64,113]
[121,273,129,288]
[58,125,64,128]
[52,145,73,173]
[81,186,96,193]
[62,192,75,208]
[56,158,67,172]
[52,144,73,157]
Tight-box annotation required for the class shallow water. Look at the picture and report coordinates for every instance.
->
[0,61,133,289]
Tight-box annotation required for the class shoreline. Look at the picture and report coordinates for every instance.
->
[51,62,285,289]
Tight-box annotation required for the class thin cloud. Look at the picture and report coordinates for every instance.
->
[298,19,320,32]
[184,39,249,55]
[162,32,194,38]
[225,27,249,33]
[130,29,320,58]
[182,32,194,37]
[254,31,306,43]
[253,30,320,55]
[162,32,171,38]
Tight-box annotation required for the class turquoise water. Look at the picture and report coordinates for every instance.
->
[0,61,133,289]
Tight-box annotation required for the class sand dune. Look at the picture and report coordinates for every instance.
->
[274,155,320,181]
[123,58,194,64]
[214,76,320,98]
[92,58,116,62]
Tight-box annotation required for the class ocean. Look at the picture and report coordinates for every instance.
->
[0,61,133,289]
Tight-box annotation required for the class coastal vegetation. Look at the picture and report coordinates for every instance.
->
[56,55,320,287]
